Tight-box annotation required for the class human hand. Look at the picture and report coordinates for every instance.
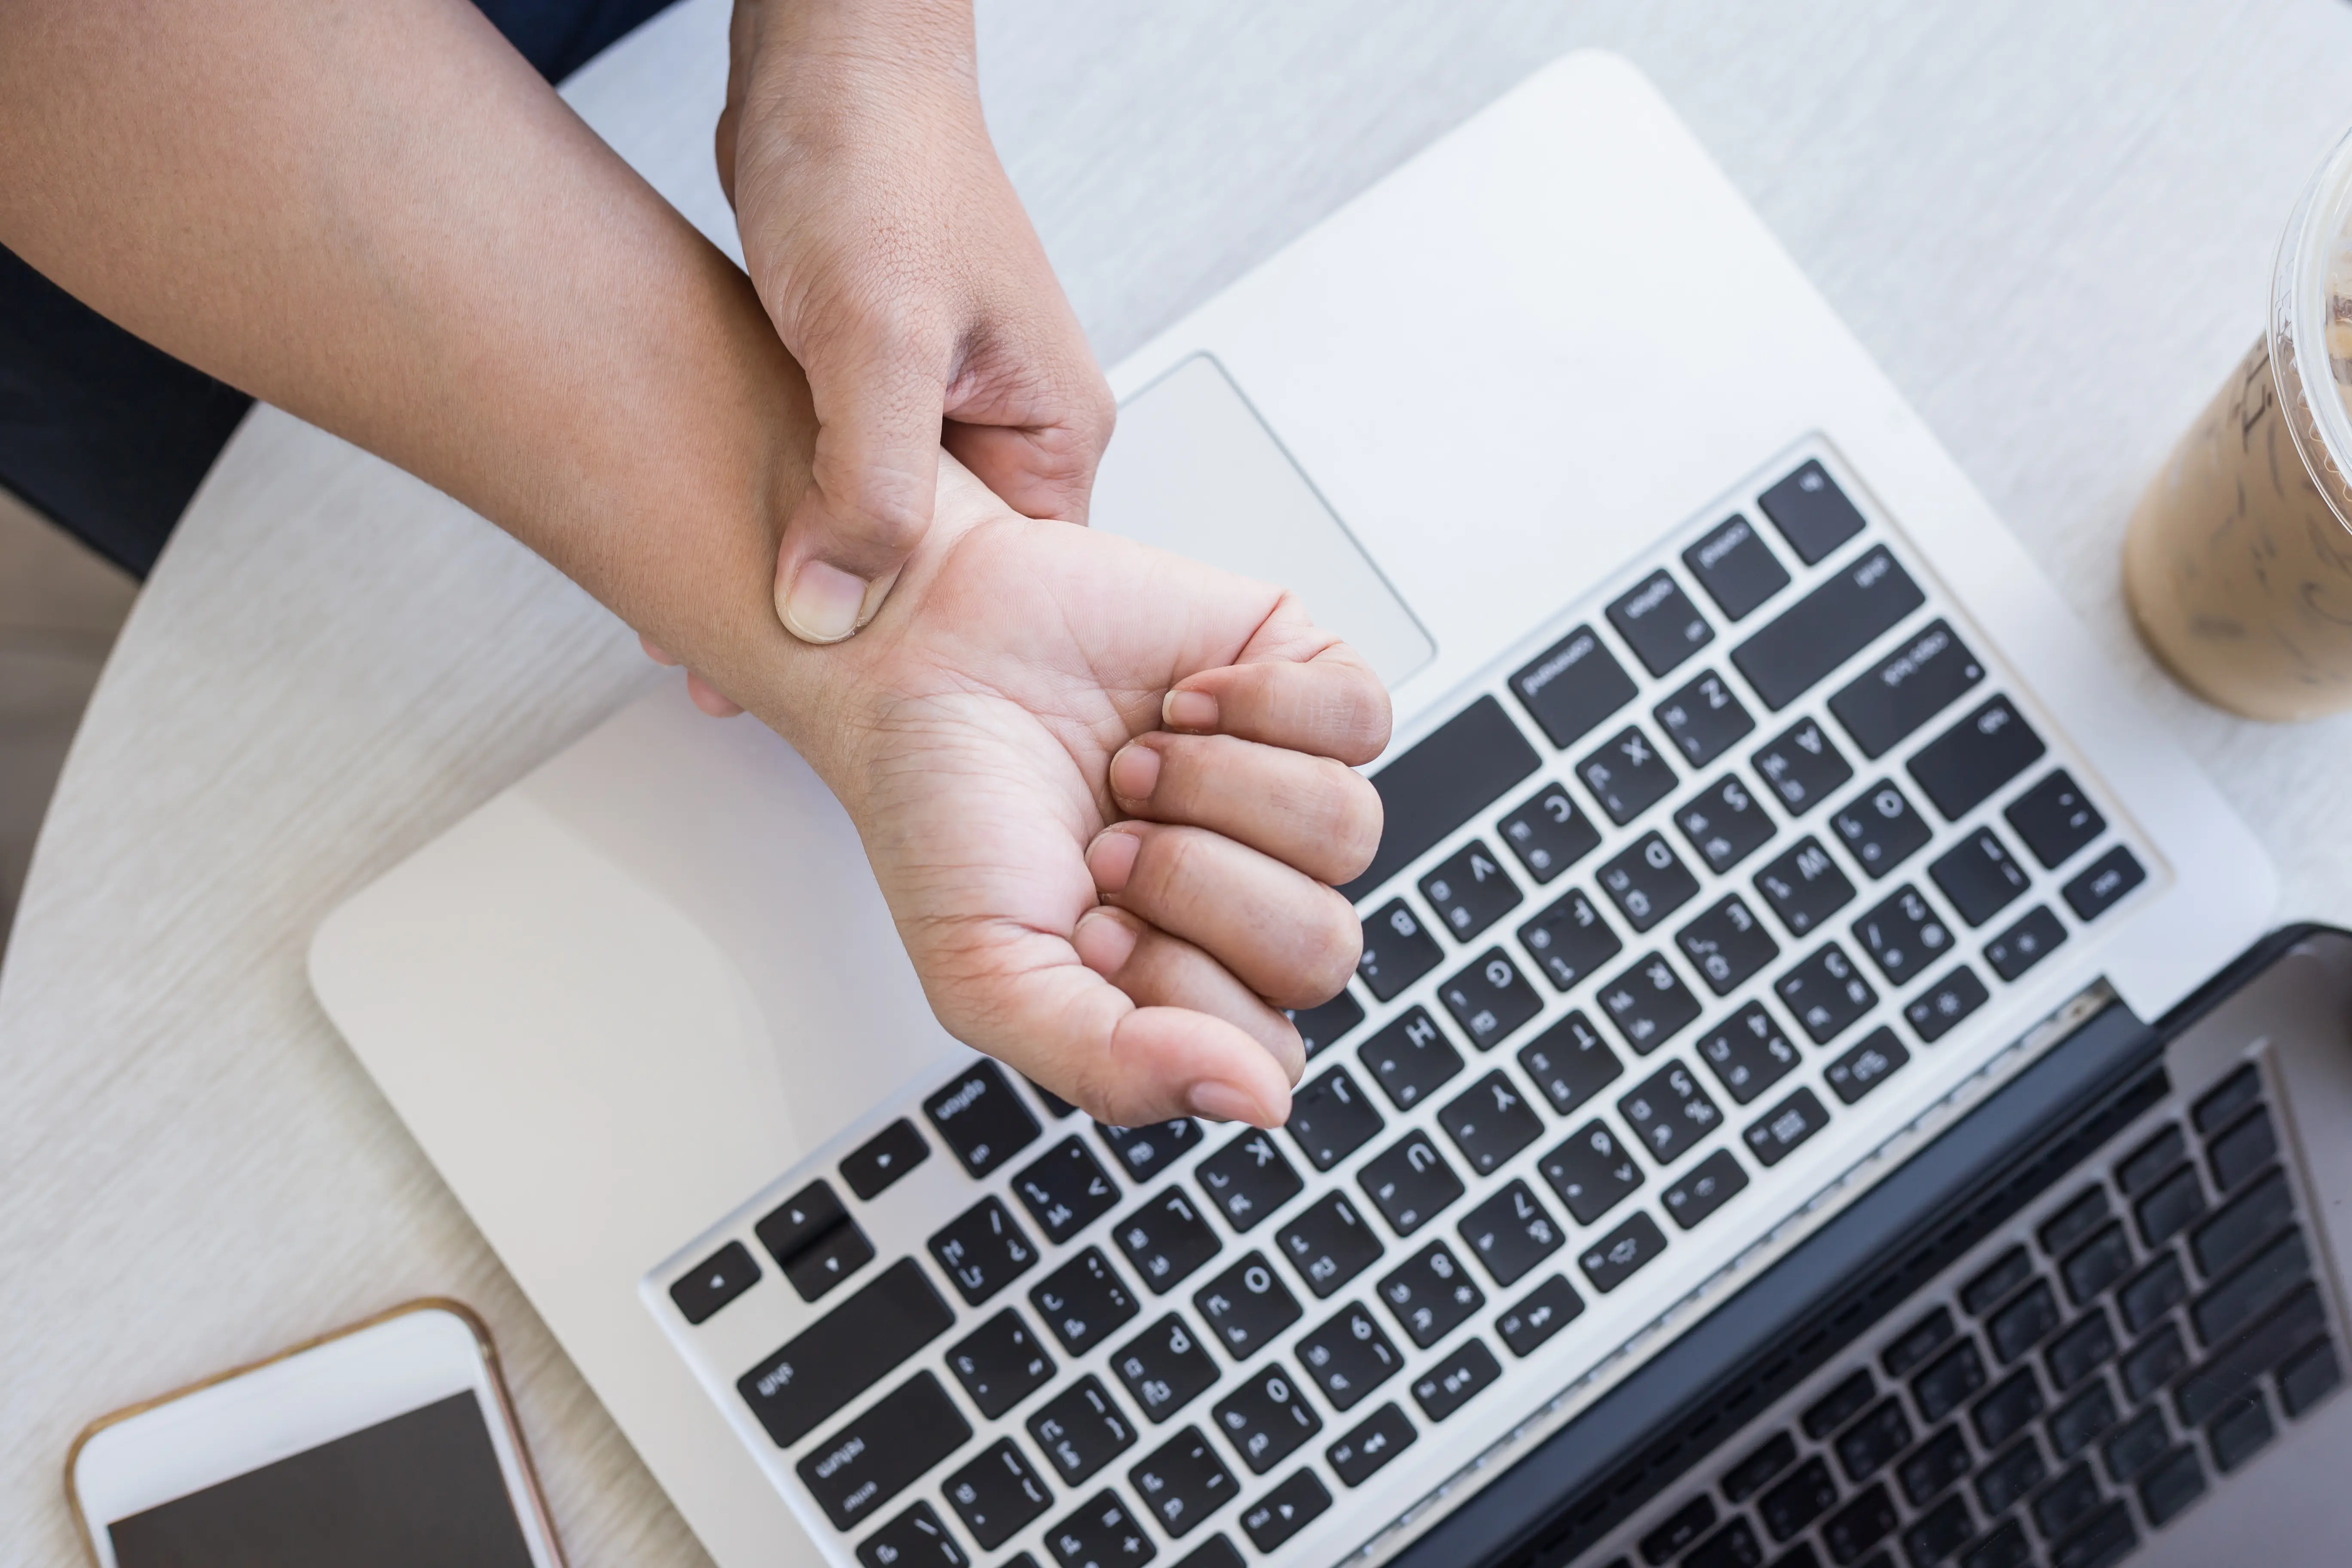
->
[772,459,1389,1127]
[715,0,1113,647]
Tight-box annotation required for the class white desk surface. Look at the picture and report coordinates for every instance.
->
[9,0,2352,1560]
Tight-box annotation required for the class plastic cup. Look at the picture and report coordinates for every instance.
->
[2123,126,2352,721]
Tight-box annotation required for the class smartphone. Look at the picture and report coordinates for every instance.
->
[66,1299,566,1568]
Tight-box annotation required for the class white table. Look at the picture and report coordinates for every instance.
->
[9,1,2352,1561]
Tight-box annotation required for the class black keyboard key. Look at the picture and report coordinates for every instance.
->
[2279,1336,2343,1416]
[672,1241,760,1325]
[1419,840,1523,941]
[1780,943,1879,1044]
[1657,669,1755,766]
[1027,1076,1081,1120]
[1027,1378,1137,1487]
[1016,1139,1123,1246]
[1984,905,2066,982]
[1512,625,1639,750]
[1518,889,1623,992]
[1098,1120,1200,1185]
[1296,1302,1403,1410]
[738,1258,955,1447]
[1826,1028,1909,1105]
[2193,1063,2264,1134]
[1519,1012,1623,1115]
[1687,512,1792,619]
[1599,950,1705,1054]
[1111,1313,1219,1424]
[1974,1436,2046,1517]
[2050,1376,2121,1459]
[1542,1119,1645,1223]
[1989,1282,2061,1362]
[926,1061,1042,1179]
[1600,832,1702,932]
[1801,1369,1879,1439]
[1620,1059,1723,1163]
[2062,847,2146,923]
[2101,1406,2170,1483]
[1961,1522,2031,1568]
[797,1371,973,1530]
[1277,1192,1384,1299]
[1046,1491,1155,1568]
[2191,1167,2292,1277]
[1831,780,1932,879]
[2046,1309,2118,1391]
[1745,1087,1830,1168]
[1029,1244,1142,1357]
[1754,838,1857,939]
[1286,990,1365,1060]
[1971,1367,2044,1449]
[856,1501,968,1568]
[946,1439,1055,1550]
[1963,1248,2037,1317]
[1753,717,1855,816]
[1498,782,1602,884]
[1240,1469,1330,1552]
[1412,1336,1502,1420]
[2060,1224,2134,1307]
[1194,1130,1302,1234]
[1829,619,1985,760]
[1357,1132,1465,1237]
[1326,1403,1416,1486]
[1580,725,1680,825]
[1929,829,2030,928]
[1723,1431,1799,1504]
[1908,697,2046,821]
[2118,1127,2185,1197]
[843,1118,931,1200]
[931,1197,1039,1306]
[2208,1106,2278,1193]
[1356,899,1443,1002]
[1905,966,1988,1044]
[1901,1496,1973,1567]
[2136,1445,2206,1525]
[1758,460,1867,565]
[1609,569,1717,677]
[1438,948,1543,1049]
[1663,1148,1750,1229]
[1437,1071,1545,1176]
[1760,1456,1840,1541]
[1735,545,1924,710]
[2005,770,2106,870]
[1913,1340,1988,1424]
[2049,1502,2137,1568]
[946,1309,1057,1420]
[1580,1211,1669,1293]
[2194,1229,2310,1348]
[1677,774,1777,874]
[2134,1164,2207,1250]
[1640,1497,1718,1565]
[2121,1323,2188,1403]
[1285,1068,1383,1172]
[1678,895,1782,995]
[1884,1309,1956,1379]
[1852,885,1952,986]
[1213,1362,1322,1473]
[1378,1241,1485,1347]
[1357,1007,1463,1112]
[1697,1000,1802,1105]
[1820,1482,1898,1565]
[1497,1272,1585,1355]
[1128,1428,1235,1540]
[1116,1188,1222,1295]
[1192,1253,1301,1361]
[1899,1425,1972,1507]
[2032,1461,2104,1540]
[1343,695,1540,901]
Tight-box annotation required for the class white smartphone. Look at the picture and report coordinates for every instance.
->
[66,1299,566,1568]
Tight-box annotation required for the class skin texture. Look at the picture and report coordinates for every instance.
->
[0,0,1388,1125]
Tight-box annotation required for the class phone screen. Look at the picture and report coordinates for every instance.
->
[104,1390,537,1568]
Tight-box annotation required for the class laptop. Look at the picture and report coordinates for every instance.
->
[306,51,2343,1568]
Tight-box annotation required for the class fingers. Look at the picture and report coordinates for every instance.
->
[1072,907,1305,1080]
[639,634,745,717]
[1164,643,1391,766]
[942,356,1116,525]
[1108,732,1381,886]
[1085,822,1360,1008]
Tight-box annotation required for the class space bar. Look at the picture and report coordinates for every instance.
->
[735,1256,955,1447]
[1341,695,1540,902]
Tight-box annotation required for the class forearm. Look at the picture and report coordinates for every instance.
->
[0,0,814,727]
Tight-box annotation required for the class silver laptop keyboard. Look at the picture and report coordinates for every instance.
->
[646,446,2159,1568]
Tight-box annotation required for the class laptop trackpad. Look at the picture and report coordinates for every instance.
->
[1089,355,1435,689]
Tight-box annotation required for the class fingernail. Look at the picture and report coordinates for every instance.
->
[779,560,870,644]
[1187,1079,1265,1124]
[1163,689,1218,732]
[1085,826,1142,894]
[1108,742,1161,803]
[1072,907,1138,975]
[854,569,899,631]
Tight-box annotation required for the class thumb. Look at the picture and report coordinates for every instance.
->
[776,345,949,644]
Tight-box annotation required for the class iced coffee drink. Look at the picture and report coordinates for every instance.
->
[2124,133,2352,721]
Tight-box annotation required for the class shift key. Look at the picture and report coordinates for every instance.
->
[795,1371,973,1530]
[1732,546,1925,710]
[738,1257,956,1447]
